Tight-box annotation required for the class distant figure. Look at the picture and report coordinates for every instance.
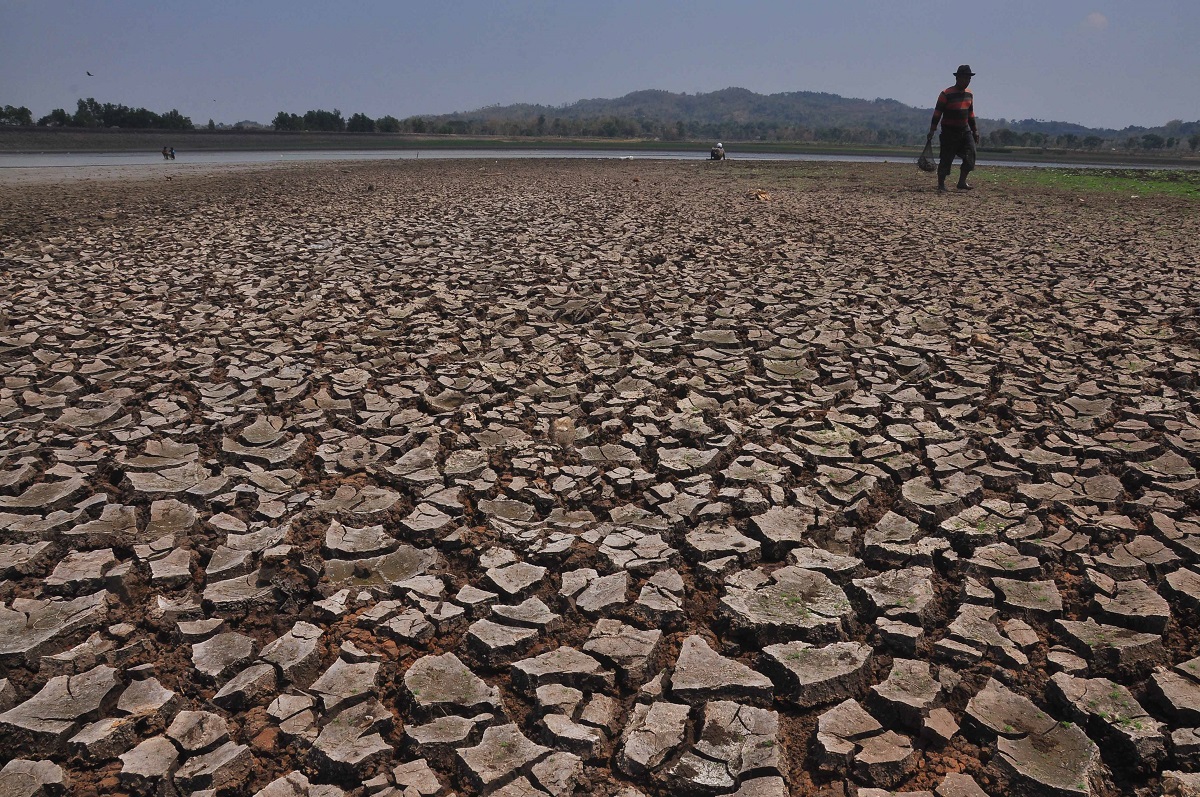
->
[161,146,170,160]
[928,65,979,192]
[710,142,726,160]
[169,147,176,160]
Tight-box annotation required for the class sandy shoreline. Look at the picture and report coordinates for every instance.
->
[0,159,307,187]
[2,159,1199,797]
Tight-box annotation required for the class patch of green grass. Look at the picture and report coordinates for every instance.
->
[983,167,1200,200]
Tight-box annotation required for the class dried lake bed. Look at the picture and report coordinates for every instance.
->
[1,159,1199,796]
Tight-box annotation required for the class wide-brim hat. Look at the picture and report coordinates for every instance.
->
[954,64,976,76]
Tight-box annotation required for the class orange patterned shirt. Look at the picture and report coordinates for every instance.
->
[931,86,977,132]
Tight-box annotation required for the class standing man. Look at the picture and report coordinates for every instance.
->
[928,65,979,192]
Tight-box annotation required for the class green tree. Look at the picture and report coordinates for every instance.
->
[987,128,1018,147]
[1189,133,1200,152]
[376,115,401,133]
[158,109,193,130]
[346,112,375,132]
[207,118,216,131]
[1082,135,1104,150]
[37,108,71,126]
[272,111,303,131]
[0,105,33,125]
[73,98,102,127]
[302,108,345,131]
[1141,133,1165,149]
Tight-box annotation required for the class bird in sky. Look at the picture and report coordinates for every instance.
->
[86,71,94,76]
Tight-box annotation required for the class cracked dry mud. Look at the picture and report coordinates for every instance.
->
[1,158,1199,797]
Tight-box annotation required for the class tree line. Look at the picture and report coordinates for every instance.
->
[272,108,922,143]
[986,128,1200,152]
[6,96,1198,152]
[270,107,1200,151]
[10,98,194,129]
[270,109,402,133]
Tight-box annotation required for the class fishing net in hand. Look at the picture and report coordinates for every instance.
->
[917,138,936,172]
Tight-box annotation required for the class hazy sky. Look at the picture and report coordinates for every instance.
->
[2,1,1196,130]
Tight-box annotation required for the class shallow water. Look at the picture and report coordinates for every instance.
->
[1,148,1192,170]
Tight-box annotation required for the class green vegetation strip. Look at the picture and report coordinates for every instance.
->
[983,167,1200,199]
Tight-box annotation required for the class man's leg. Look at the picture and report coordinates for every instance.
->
[936,133,956,191]
[957,135,977,190]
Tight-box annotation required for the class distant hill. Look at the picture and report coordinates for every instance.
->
[415,87,1199,149]
[460,87,935,132]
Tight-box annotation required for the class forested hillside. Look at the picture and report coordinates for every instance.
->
[407,87,1200,150]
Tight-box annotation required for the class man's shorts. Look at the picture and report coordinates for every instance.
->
[938,130,977,176]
